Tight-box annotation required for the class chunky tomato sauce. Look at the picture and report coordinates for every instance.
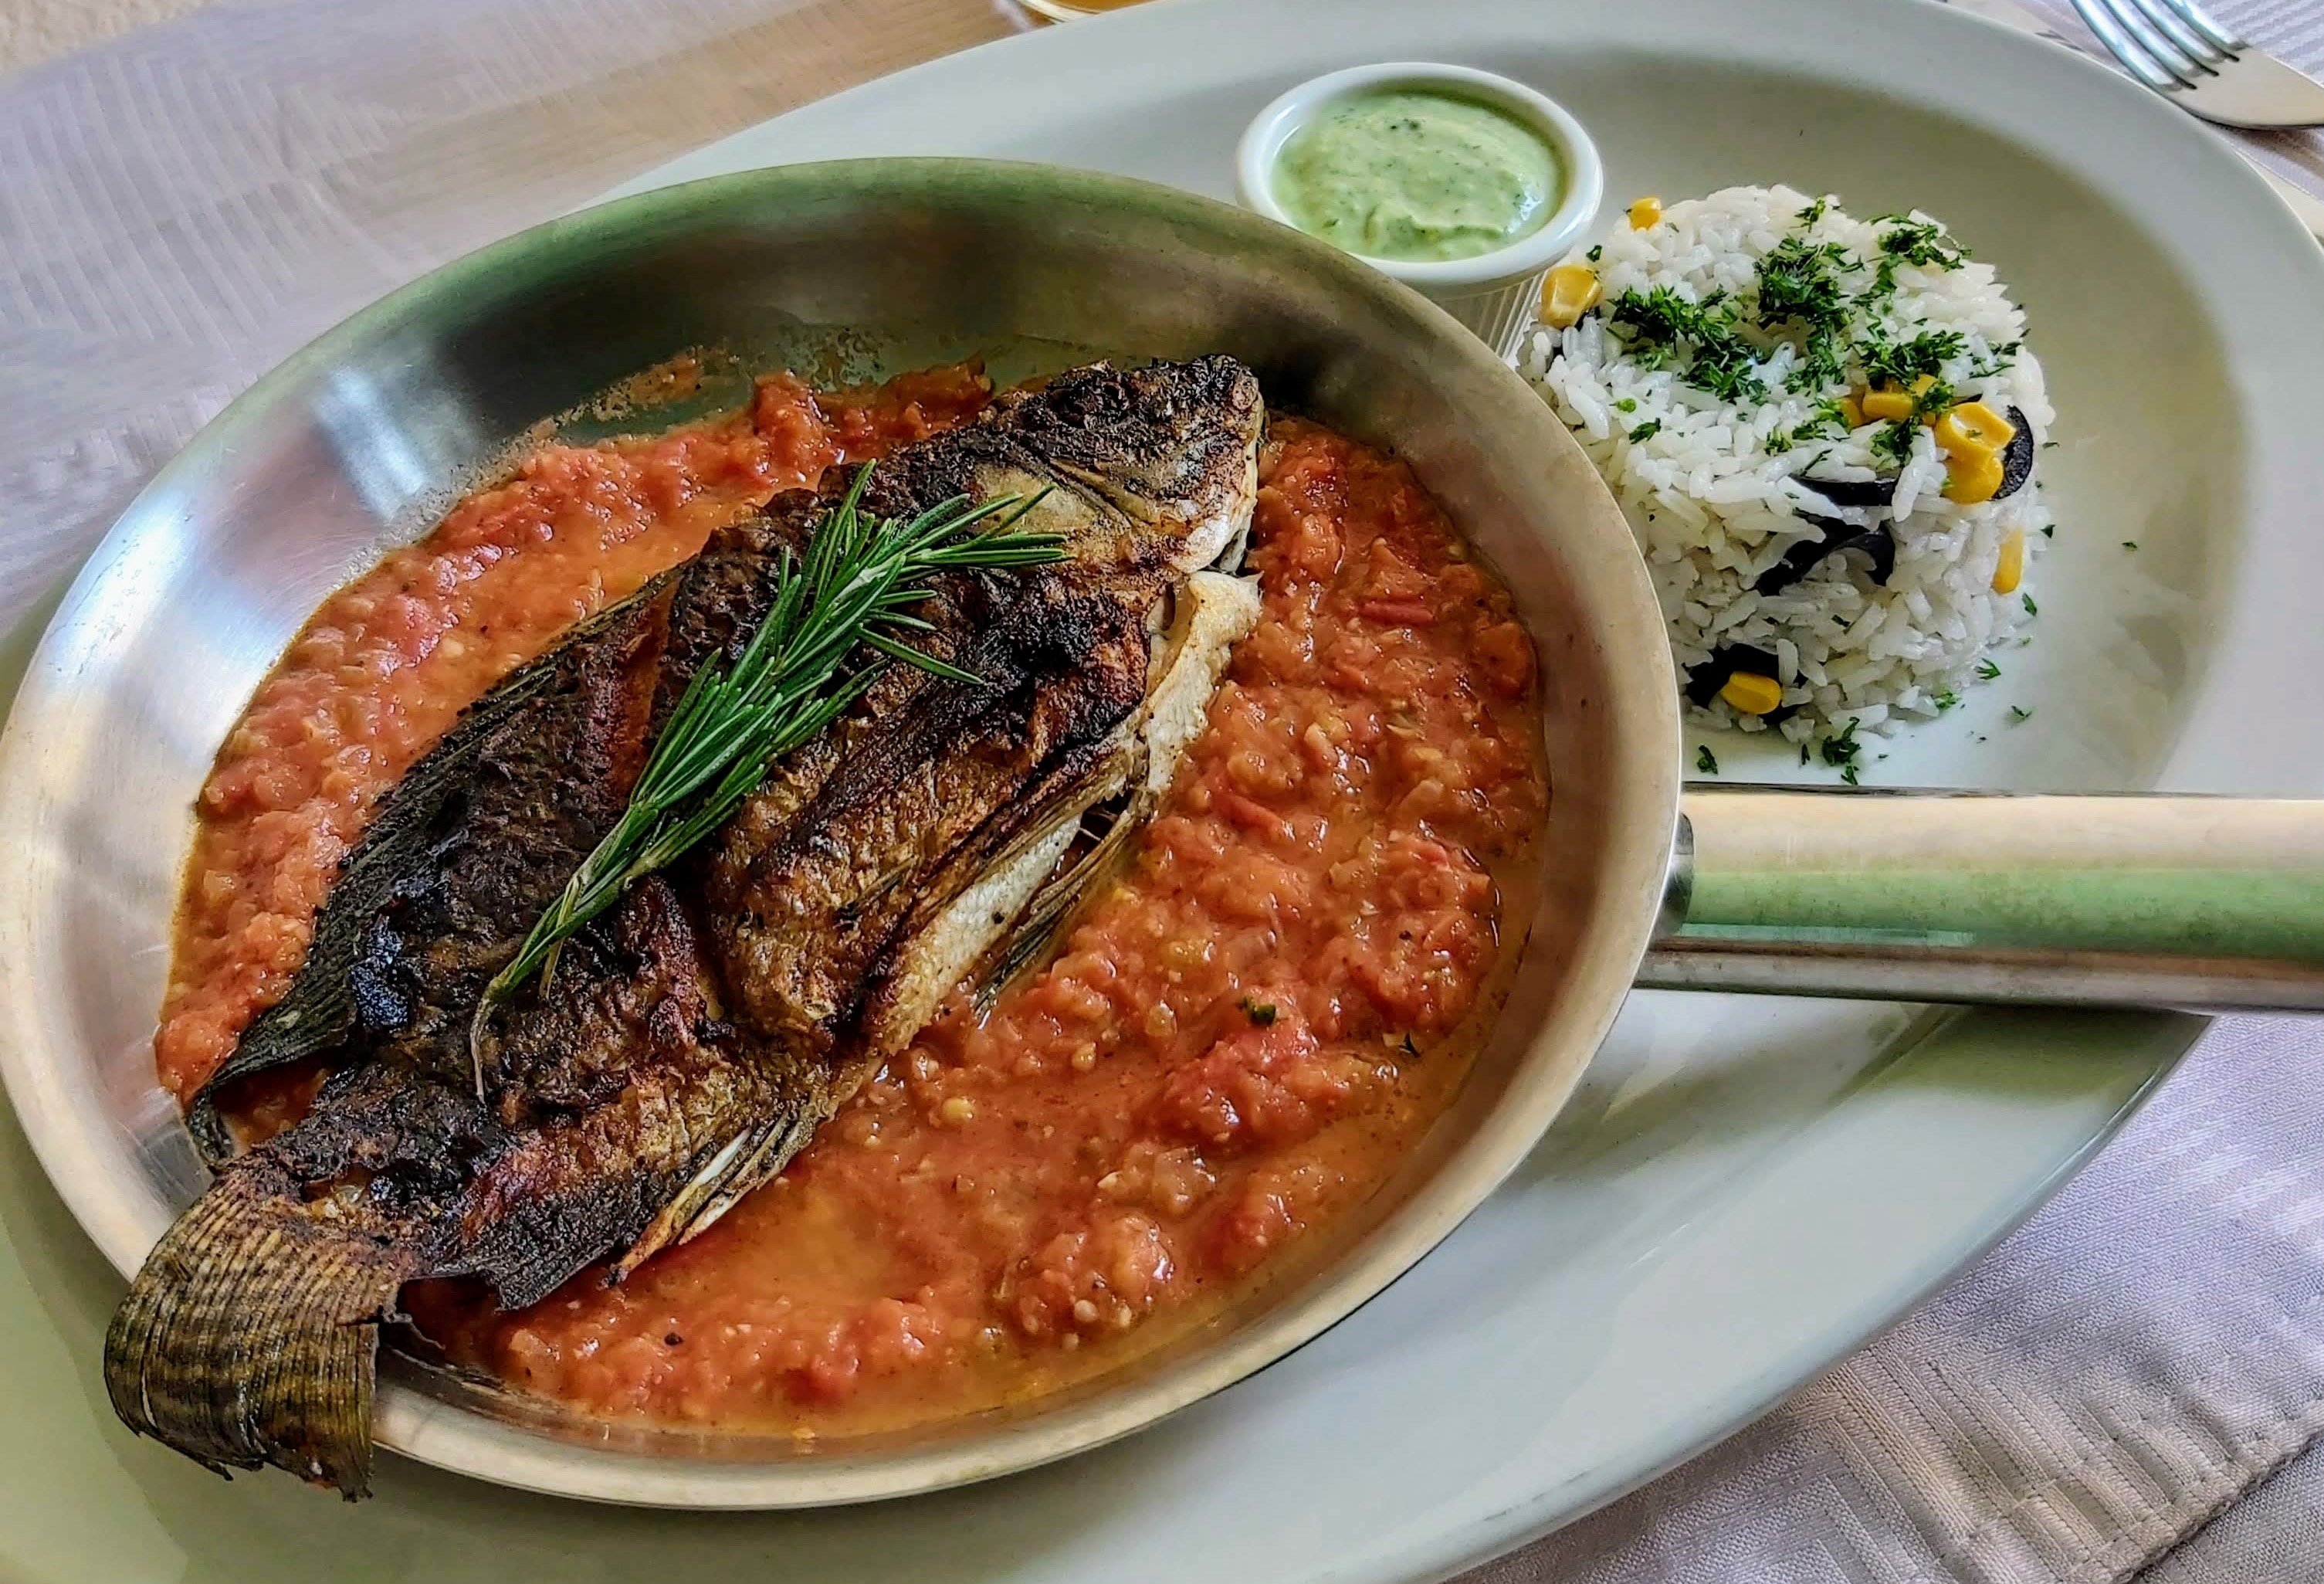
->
[165,372,1545,1438]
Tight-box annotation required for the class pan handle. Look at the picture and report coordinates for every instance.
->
[1641,786,2324,1011]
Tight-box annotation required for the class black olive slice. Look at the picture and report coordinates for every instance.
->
[1795,473,1896,510]
[1683,643,1787,711]
[1994,404,2035,500]
[1852,521,1897,586]
[1754,515,1897,595]
[1757,522,1841,595]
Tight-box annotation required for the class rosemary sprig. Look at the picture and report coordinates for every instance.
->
[468,464,1062,1092]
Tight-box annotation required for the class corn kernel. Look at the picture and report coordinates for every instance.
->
[1944,451,2006,504]
[1909,374,1950,424]
[1934,402,2016,461]
[1860,388,1914,422]
[1991,530,2026,593]
[1539,263,1603,329]
[1719,672,1784,716]
[1628,195,1663,229]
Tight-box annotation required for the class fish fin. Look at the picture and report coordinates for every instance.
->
[1142,571,1259,795]
[610,1109,822,1280]
[971,570,1258,1015]
[624,778,1117,1277]
[876,805,1092,1053]
[676,1110,826,1248]
[104,1161,415,1498]
[973,806,1135,1019]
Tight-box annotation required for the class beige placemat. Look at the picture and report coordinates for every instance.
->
[0,0,208,74]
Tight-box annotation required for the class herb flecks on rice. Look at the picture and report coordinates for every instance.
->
[1523,185,2055,755]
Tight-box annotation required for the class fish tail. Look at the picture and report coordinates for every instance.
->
[103,1161,412,1499]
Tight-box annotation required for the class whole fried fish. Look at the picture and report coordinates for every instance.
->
[106,357,1264,1496]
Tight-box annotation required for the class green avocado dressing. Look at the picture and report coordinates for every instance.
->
[1273,90,1561,263]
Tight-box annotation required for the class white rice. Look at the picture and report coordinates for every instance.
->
[1519,185,2053,750]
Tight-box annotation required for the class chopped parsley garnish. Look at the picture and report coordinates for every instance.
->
[1628,419,1663,443]
[1691,337,1769,404]
[1797,197,1829,226]
[1819,717,1863,772]
[2041,524,2055,538]
[1858,327,1966,393]
[1610,285,1713,363]
[2009,704,2034,721]
[2122,541,2139,550]
[1587,244,1604,263]
[1933,690,1961,711]
[1789,333,1851,397]
[1799,742,1811,765]
[2021,593,2038,616]
[1870,420,1919,466]
[1868,219,1968,295]
[1879,221,1968,268]
[1755,239,1850,314]
[1967,340,2022,379]
[1696,745,1720,775]
[1614,397,1638,412]
[1975,657,2002,680]
[1754,236,1856,395]
[1609,287,1767,402]
[1238,998,1277,1026]
[1768,401,1856,456]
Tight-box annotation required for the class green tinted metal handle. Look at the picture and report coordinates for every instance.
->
[1643,788,2324,1010]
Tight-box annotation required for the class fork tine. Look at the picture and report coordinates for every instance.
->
[2153,0,2245,54]
[2096,0,2214,81]
[2119,0,2227,66]
[2070,0,2198,89]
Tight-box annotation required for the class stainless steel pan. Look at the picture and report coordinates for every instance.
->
[0,159,2315,1508]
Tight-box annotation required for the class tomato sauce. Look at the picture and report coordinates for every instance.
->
[164,374,1546,1438]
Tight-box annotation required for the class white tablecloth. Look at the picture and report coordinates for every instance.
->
[2,2,2321,1580]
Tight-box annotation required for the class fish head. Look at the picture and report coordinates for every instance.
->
[960,356,1263,577]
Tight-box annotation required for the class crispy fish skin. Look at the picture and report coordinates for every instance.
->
[104,357,1264,1496]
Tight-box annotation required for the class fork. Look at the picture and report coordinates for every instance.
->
[2069,0,2324,127]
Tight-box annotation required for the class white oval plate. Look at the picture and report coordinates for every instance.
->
[5,0,2322,1579]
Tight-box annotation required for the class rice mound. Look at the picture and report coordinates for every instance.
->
[1520,184,2053,749]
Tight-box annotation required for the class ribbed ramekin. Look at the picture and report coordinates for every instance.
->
[1236,62,1604,360]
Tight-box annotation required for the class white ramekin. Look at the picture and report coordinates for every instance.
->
[1236,63,1604,361]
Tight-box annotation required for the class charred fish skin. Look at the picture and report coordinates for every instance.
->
[178,581,682,1158]
[105,357,1264,1496]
